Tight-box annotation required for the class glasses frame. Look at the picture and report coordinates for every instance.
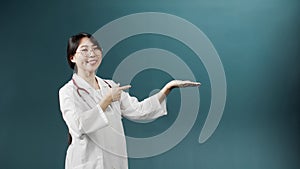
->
[76,47,102,57]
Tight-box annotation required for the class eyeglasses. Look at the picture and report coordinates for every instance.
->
[76,47,102,57]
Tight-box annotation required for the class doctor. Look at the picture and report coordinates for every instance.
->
[59,32,200,169]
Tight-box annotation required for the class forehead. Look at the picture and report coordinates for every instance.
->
[78,37,97,48]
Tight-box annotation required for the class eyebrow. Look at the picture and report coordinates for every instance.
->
[79,45,97,48]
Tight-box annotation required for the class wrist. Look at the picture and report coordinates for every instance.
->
[101,93,113,104]
[99,94,113,112]
[162,84,172,96]
[106,93,113,103]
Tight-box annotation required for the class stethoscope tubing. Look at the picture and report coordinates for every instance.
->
[72,78,112,108]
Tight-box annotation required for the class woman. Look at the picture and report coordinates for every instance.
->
[59,32,200,169]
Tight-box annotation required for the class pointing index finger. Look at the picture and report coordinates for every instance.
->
[119,85,131,90]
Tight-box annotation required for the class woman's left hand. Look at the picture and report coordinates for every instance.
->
[158,80,201,103]
[167,80,201,88]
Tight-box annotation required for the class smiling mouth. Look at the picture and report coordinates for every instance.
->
[87,60,98,64]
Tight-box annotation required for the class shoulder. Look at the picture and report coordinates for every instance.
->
[59,80,74,95]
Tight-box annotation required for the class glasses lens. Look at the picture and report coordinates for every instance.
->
[77,48,102,57]
[94,49,102,56]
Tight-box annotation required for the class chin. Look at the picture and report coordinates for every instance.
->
[88,67,98,73]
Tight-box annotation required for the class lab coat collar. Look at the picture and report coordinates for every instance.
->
[72,73,111,92]
[96,76,111,88]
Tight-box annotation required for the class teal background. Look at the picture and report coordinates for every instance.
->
[1,0,299,169]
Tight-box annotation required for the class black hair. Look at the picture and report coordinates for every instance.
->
[66,32,101,69]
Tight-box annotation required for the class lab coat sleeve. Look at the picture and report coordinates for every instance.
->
[59,86,109,138]
[120,91,167,120]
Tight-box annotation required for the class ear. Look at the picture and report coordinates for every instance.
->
[70,55,76,63]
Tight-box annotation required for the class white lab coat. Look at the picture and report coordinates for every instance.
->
[59,73,167,169]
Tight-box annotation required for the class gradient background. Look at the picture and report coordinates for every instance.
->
[0,0,299,169]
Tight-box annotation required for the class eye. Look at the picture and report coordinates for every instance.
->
[81,49,88,51]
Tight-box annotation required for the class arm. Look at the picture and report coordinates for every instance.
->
[158,80,201,103]
[59,87,109,138]
[120,91,167,120]
[109,80,200,121]
[98,94,113,112]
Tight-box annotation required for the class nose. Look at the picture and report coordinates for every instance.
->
[88,50,96,57]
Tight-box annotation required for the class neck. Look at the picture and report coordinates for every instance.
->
[77,70,99,89]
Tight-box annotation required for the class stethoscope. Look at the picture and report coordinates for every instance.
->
[69,77,122,145]
[72,78,112,108]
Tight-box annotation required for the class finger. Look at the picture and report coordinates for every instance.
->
[113,96,120,101]
[185,83,201,87]
[119,85,131,90]
[185,81,201,85]
[112,92,121,101]
[179,82,201,87]
[190,82,201,86]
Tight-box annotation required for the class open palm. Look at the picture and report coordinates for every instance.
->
[168,80,201,88]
